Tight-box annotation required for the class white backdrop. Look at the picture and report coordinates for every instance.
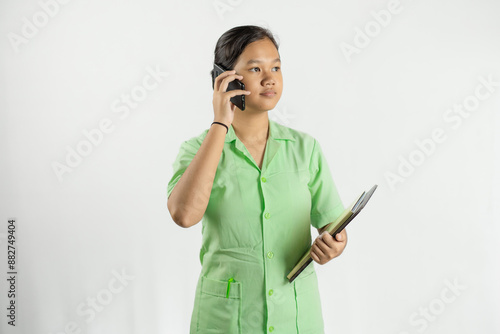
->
[1,0,499,333]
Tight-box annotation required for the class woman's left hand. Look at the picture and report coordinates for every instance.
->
[310,229,347,265]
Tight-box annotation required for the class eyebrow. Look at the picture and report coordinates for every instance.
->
[246,58,281,65]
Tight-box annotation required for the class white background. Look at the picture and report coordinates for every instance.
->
[1,0,499,333]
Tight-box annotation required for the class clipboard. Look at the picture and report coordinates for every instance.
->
[287,184,378,283]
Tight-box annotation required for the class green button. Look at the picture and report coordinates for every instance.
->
[269,326,274,332]
[264,213,270,219]
[267,251,274,259]
[268,289,273,296]
[261,177,267,183]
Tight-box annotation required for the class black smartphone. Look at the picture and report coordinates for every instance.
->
[212,63,245,111]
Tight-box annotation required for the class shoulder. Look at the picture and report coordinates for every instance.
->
[179,128,210,150]
[272,121,329,174]
[271,120,318,152]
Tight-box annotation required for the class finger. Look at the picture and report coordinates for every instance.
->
[214,70,236,90]
[320,232,337,248]
[214,70,232,91]
[312,242,325,258]
[315,237,332,254]
[320,234,343,256]
[311,250,320,263]
[224,90,251,99]
[218,74,244,93]
[311,251,324,264]
[336,229,347,243]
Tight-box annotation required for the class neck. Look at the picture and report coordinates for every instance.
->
[232,110,269,145]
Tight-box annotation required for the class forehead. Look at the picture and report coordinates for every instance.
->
[237,38,280,63]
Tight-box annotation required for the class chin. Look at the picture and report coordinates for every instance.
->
[248,106,278,113]
[249,101,280,112]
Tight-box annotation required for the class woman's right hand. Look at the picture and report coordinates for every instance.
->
[212,70,251,127]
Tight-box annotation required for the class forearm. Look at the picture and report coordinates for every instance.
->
[168,123,227,228]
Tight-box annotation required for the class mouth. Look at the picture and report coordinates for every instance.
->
[260,90,276,97]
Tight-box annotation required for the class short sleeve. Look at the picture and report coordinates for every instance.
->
[308,138,345,229]
[167,139,201,200]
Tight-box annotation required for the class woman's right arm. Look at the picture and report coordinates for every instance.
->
[167,69,250,228]
[167,124,227,228]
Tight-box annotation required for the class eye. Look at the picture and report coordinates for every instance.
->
[249,66,280,72]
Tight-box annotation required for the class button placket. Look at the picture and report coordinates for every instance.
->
[261,170,276,332]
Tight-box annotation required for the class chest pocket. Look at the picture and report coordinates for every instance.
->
[195,275,242,334]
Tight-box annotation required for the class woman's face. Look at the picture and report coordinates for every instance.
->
[233,38,283,113]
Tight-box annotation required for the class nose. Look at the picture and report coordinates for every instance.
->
[262,74,275,86]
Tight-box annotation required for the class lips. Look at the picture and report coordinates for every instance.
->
[260,90,276,96]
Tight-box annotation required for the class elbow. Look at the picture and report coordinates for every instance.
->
[177,210,202,228]
[171,212,189,228]
[167,196,185,228]
[168,188,204,228]
[173,213,198,229]
[167,198,195,228]
[173,211,201,229]
[169,210,189,228]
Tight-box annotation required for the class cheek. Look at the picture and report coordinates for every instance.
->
[244,84,260,99]
[244,82,258,93]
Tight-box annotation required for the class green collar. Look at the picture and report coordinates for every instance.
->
[224,119,296,143]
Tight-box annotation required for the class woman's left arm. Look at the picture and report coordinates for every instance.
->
[311,225,348,265]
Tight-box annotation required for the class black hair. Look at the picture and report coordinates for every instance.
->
[210,25,280,87]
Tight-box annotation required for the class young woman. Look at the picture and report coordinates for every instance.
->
[167,25,347,334]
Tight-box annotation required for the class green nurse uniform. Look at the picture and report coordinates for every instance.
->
[167,119,345,334]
